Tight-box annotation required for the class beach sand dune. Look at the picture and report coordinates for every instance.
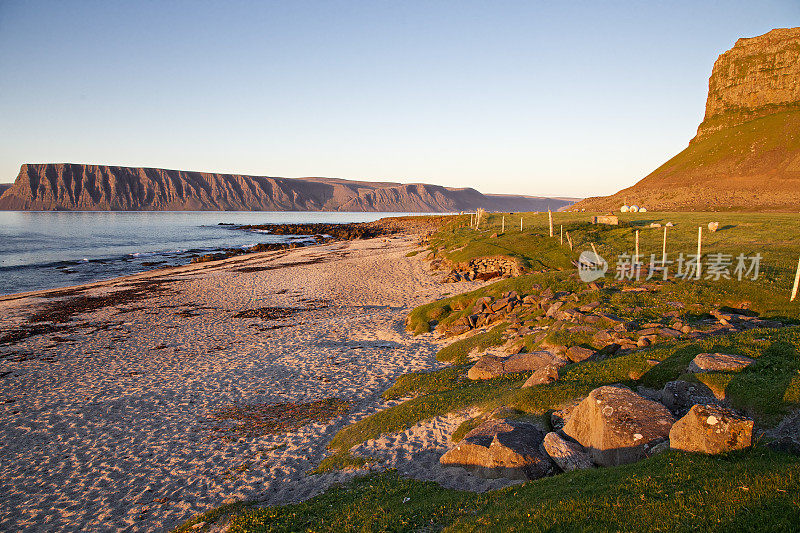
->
[0,236,487,532]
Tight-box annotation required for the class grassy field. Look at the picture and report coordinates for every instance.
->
[177,449,800,532]
[178,211,800,532]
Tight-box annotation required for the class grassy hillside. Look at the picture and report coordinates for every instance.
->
[577,109,800,212]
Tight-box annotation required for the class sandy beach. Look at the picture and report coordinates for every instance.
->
[0,234,508,532]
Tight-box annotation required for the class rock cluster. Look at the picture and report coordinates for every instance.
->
[442,385,756,481]
[444,285,779,378]
[438,290,523,336]
[444,256,522,283]
[434,279,781,481]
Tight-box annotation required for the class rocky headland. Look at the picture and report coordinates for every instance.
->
[0,163,574,212]
[577,27,800,212]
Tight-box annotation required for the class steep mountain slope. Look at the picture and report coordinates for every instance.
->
[576,27,800,212]
[0,163,572,212]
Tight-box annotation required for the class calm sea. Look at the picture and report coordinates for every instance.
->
[0,211,422,296]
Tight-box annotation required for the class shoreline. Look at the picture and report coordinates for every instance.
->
[0,215,449,299]
[0,232,490,532]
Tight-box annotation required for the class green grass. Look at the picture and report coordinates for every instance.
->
[181,448,800,532]
[435,323,508,364]
[409,211,800,340]
[312,451,368,474]
[672,107,800,172]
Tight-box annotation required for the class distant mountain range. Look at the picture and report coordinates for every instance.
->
[0,163,575,213]
[575,27,800,212]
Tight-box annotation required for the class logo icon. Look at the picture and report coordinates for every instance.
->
[578,250,607,282]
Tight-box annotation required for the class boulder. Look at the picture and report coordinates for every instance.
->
[688,352,755,373]
[562,385,676,466]
[472,296,492,314]
[708,221,720,232]
[658,380,719,416]
[490,298,510,313]
[468,351,567,380]
[669,404,753,454]
[504,351,568,373]
[566,346,596,363]
[766,410,800,455]
[440,418,556,480]
[467,355,506,380]
[579,301,601,313]
[522,365,559,388]
[445,324,471,336]
[542,432,594,472]
[591,330,614,348]
[546,301,564,318]
[550,400,581,430]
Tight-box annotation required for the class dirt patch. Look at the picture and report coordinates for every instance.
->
[207,398,350,439]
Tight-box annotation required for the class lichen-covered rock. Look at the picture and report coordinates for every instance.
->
[467,355,506,380]
[550,400,581,430]
[522,365,559,388]
[468,351,567,380]
[669,404,753,454]
[542,432,594,472]
[688,352,755,373]
[562,385,676,466]
[504,351,568,373]
[566,346,595,363]
[766,409,800,455]
[658,380,719,416]
[439,419,556,480]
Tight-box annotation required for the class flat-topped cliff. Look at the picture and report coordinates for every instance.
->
[0,164,573,212]
[576,28,800,212]
[698,27,800,139]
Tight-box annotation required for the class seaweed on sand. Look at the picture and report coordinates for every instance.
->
[208,398,350,439]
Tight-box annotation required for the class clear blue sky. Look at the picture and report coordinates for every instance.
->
[1,1,798,197]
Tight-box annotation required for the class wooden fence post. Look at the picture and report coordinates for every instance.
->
[696,226,703,279]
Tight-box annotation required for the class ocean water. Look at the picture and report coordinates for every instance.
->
[0,211,419,296]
